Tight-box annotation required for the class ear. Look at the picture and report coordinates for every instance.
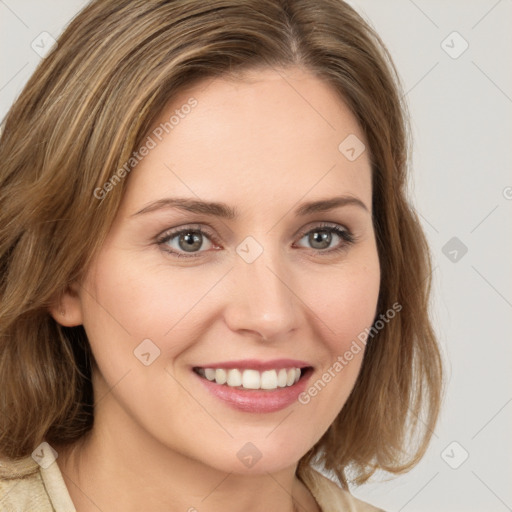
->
[48,282,83,327]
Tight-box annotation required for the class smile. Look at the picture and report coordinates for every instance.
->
[194,367,303,390]
[192,359,314,413]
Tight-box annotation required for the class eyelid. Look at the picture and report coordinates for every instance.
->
[294,221,351,240]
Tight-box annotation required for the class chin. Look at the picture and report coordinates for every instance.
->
[194,436,311,476]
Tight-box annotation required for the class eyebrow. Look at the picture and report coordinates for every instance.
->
[130,195,369,219]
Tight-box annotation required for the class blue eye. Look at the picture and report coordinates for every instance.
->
[156,223,356,259]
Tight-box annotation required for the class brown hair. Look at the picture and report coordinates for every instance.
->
[0,0,443,488]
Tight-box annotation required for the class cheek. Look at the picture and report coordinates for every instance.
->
[294,258,379,430]
[303,256,380,355]
[80,251,222,356]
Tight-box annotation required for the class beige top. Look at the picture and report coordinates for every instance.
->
[0,454,385,511]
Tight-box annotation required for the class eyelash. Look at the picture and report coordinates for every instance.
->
[156,222,358,259]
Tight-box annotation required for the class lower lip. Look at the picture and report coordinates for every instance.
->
[194,369,313,413]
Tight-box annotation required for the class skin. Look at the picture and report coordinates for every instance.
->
[50,66,380,512]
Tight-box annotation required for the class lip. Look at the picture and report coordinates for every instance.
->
[194,358,312,371]
[193,365,314,413]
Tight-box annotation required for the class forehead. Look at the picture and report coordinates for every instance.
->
[120,67,371,215]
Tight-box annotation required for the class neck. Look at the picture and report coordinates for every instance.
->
[54,402,319,512]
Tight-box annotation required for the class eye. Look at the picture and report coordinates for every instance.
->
[156,222,357,259]
[295,223,356,254]
[157,225,218,258]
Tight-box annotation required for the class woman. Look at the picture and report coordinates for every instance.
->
[0,1,443,511]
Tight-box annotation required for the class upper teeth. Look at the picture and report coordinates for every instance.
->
[197,368,302,390]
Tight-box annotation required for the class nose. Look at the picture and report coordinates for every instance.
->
[223,244,299,341]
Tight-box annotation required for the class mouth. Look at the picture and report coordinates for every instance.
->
[191,359,314,413]
[193,366,314,391]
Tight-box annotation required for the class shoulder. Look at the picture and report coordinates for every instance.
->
[297,464,387,512]
[0,454,75,512]
[0,454,52,511]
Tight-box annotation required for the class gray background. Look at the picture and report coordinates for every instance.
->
[1,1,511,511]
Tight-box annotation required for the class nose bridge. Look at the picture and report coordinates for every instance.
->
[226,237,298,339]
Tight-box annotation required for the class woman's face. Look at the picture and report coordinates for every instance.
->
[61,67,380,475]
